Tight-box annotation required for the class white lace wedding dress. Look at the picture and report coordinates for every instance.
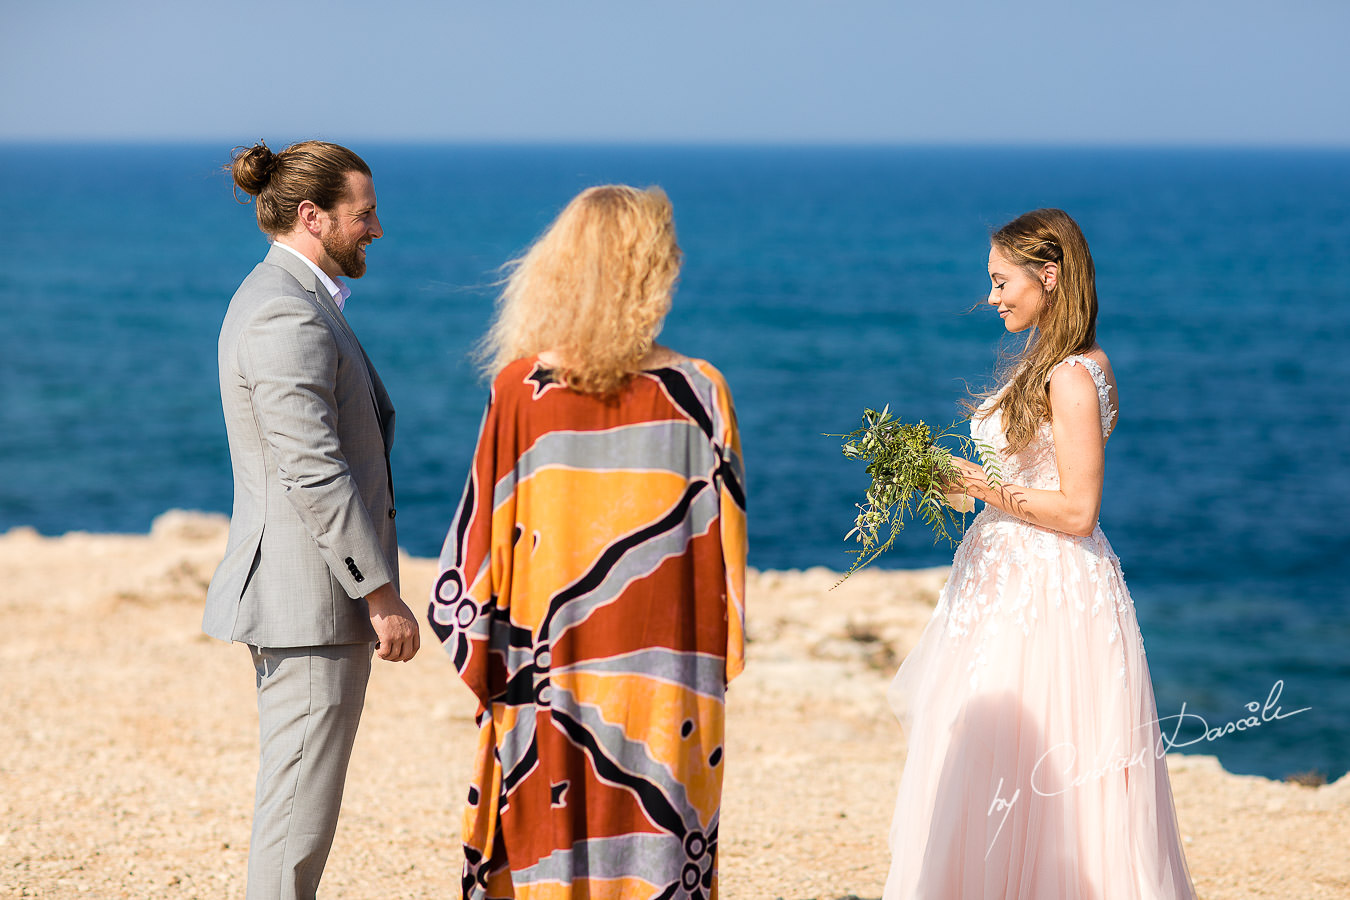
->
[884,356,1196,899]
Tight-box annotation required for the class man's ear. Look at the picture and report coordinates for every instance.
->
[1041,261,1059,292]
[296,199,324,237]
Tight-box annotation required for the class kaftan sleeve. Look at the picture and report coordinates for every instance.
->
[708,367,748,683]
[429,383,517,705]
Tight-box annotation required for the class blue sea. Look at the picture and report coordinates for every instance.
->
[2,144,1347,781]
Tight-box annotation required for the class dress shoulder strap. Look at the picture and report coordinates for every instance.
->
[1046,354,1101,382]
[1046,356,1117,437]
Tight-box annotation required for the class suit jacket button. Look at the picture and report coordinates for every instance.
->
[388,508,397,519]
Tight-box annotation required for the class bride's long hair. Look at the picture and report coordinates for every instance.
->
[964,208,1098,454]
[477,185,681,396]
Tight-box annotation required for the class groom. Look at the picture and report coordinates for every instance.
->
[205,139,420,900]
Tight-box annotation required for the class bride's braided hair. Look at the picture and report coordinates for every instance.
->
[965,209,1098,454]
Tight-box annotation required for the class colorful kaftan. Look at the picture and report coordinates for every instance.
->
[430,356,747,900]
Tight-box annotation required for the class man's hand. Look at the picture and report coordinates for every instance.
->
[365,583,421,662]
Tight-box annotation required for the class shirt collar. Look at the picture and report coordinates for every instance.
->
[272,240,352,311]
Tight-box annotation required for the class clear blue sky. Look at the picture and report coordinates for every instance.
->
[3,0,1347,145]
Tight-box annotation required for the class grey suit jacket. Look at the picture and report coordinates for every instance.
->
[204,245,398,647]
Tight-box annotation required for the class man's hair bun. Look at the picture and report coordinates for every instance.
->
[230,142,278,196]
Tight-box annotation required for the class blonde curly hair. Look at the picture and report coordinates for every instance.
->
[479,185,682,396]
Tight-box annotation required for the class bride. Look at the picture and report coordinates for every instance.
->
[883,209,1196,898]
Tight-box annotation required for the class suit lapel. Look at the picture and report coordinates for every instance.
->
[358,343,396,445]
[263,245,393,448]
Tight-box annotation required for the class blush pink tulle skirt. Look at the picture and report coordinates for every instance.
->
[884,508,1196,900]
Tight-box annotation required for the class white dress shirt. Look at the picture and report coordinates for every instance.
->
[272,240,352,311]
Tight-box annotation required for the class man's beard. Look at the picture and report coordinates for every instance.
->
[321,224,366,278]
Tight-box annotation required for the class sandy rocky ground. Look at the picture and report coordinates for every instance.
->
[2,510,1348,899]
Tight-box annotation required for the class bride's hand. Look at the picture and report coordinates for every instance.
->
[946,455,988,491]
[937,455,983,511]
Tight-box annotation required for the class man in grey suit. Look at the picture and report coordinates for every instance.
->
[206,139,420,900]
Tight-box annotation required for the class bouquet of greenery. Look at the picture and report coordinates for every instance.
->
[832,406,1000,582]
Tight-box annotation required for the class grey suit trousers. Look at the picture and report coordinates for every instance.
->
[247,643,374,900]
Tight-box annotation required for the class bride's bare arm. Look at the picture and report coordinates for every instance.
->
[949,363,1106,536]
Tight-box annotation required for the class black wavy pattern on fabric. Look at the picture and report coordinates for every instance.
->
[501,732,541,794]
[652,366,746,511]
[490,601,540,706]
[503,663,540,707]
[452,626,470,671]
[539,479,710,638]
[651,367,715,438]
[454,469,477,567]
[551,708,689,838]
[461,843,484,899]
[716,456,746,510]
[461,827,511,900]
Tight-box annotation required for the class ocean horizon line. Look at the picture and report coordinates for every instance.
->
[3,138,1350,154]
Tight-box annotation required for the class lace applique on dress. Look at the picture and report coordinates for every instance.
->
[1047,354,1117,439]
[946,354,1136,655]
